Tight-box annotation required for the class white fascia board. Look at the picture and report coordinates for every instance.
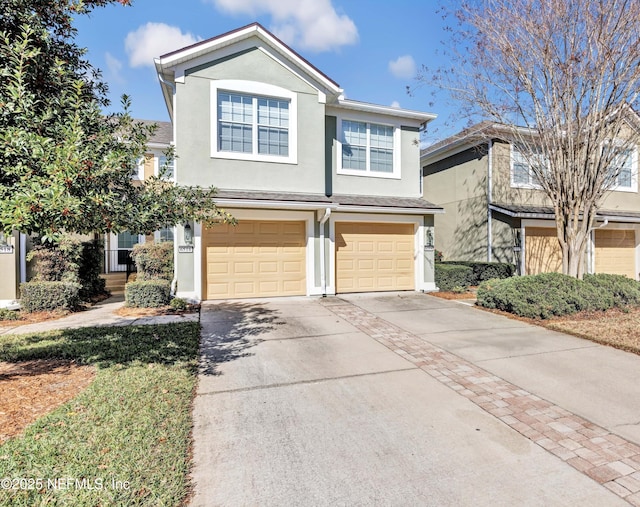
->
[334,205,444,215]
[329,100,436,125]
[213,199,338,211]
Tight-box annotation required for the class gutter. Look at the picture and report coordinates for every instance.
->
[318,208,332,296]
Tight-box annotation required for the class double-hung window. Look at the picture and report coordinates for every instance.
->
[511,144,545,188]
[609,148,636,191]
[339,119,398,177]
[212,81,297,164]
[158,155,175,180]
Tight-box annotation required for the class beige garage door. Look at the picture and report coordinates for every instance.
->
[335,222,414,293]
[525,227,562,275]
[595,229,636,279]
[203,220,306,299]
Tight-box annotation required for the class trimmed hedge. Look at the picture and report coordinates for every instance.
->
[20,281,81,312]
[125,280,171,308]
[476,272,618,319]
[131,242,174,281]
[439,261,515,285]
[435,264,473,291]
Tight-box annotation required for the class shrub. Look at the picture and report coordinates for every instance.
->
[436,264,473,291]
[170,297,188,311]
[20,281,81,312]
[440,261,515,285]
[27,236,82,284]
[78,239,107,299]
[0,308,19,321]
[477,272,612,319]
[125,280,171,308]
[583,273,640,308]
[131,242,174,281]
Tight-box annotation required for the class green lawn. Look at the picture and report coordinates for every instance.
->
[0,322,200,506]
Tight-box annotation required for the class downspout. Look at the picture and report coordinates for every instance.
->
[19,233,26,283]
[319,208,332,296]
[157,73,179,297]
[587,219,609,275]
[487,140,493,262]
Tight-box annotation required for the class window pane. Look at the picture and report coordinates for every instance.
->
[258,127,288,156]
[219,122,252,153]
[117,231,139,249]
[159,227,174,242]
[370,124,393,149]
[513,161,530,184]
[613,149,633,188]
[342,145,366,170]
[158,155,174,179]
[343,120,366,146]
[371,148,393,172]
[258,98,289,128]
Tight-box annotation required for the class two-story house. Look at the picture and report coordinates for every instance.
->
[154,23,441,300]
[422,121,640,279]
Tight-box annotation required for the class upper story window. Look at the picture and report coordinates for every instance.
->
[337,117,401,179]
[608,147,637,192]
[218,92,289,157]
[158,154,175,180]
[511,144,546,189]
[211,80,297,164]
[156,226,174,243]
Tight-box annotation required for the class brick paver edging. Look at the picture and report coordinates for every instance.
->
[322,299,640,505]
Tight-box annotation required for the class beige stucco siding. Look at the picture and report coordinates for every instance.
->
[175,48,325,193]
[424,148,488,261]
[0,232,19,300]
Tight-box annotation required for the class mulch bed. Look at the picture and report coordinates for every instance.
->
[0,360,95,443]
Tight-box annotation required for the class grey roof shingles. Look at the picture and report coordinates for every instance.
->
[214,189,442,212]
[491,202,640,221]
[135,119,173,144]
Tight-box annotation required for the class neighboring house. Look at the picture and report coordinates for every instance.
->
[154,23,441,300]
[421,122,640,279]
[0,122,173,308]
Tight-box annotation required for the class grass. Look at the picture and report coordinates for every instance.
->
[0,322,200,506]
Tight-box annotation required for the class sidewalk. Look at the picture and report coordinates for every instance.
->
[0,295,199,336]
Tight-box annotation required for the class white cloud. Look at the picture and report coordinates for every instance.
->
[388,55,416,79]
[105,52,124,83]
[125,23,201,68]
[390,100,401,108]
[211,0,358,52]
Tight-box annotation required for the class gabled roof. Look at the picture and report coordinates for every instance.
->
[135,119,172,146]
[154,22,344,119]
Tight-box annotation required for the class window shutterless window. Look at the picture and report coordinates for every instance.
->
[218,92,289,157]
[340,120,396,176]
[609,148,634,189]
[211,81,297,164]
[511,144,546,188]
[158,155,174,180]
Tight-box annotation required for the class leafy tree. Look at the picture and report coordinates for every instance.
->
[0,0,233,244]
[424,0,640,278]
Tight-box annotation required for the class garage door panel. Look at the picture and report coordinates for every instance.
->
[526,227,562,275]
[336,222,415,293]
[595,229,636,278]
[204,221,306,299]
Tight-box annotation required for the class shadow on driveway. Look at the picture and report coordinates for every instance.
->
[199,302,283,376]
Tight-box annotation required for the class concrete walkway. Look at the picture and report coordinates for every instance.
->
[0,295,198,335]
[191,293,640,506]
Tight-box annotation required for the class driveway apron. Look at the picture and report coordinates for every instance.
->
[189,294,638,506]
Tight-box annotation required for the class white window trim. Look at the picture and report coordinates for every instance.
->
[510,144,543,190]
[156,153,175,182]
[336,114,402,180]
[609,146,638,193]
[132,158,145,181]
[210,80,298,164]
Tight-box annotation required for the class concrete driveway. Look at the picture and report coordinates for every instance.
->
[190,293,640,506]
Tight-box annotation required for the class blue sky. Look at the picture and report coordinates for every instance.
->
[74,0,458,144]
